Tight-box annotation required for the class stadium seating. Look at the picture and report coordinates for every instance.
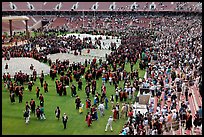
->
[2,22,10,32]
[50,17,67,28]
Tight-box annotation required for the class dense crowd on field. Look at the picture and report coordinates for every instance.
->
[2,12,202,135]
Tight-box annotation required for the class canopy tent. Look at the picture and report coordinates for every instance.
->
[2,16,30,37]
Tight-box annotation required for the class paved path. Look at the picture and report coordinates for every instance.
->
[2,57,50,78]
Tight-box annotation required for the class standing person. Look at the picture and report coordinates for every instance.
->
[90,105,95,120]
[78,79,82,91]
[98,102,105,117]
[71,84,77,97]
[93,105,98,121]
[30,98,36,116]
[41,70,44,79]
[39,106,46,120]
[193,111,200,130]
[43,81,48,93]
[132,86,136,99]
[86,98,91,109]
[40,76,44,87]
[55,79,59,92]
[184,87,189,101]
[85,84,90,98]
[10,92,15,104]
[123,90,128,102]
[33,69,37,82]
[28,81,33,92]
[185,110,192,130]
[36,87,40,99]
[3,73,7,82]
[115,89,119,103]
[119,89,123,102]
[23,110,29,124]
[105,96,109,110]
[92,80,97,95]
[120,103,126,119]
[25,101,30,112]
[85,112,92,127]
[39,94,44,107]
[18,89,23,103]
[5,63,8,70]
[101,83,106,96]
[110,94,114,106]
[63,85,67,96]
[109,75,112,85]
[75,96,81,109]
[36,106,41,120]
[62,113,68,129]
[112,107,117,121]
[55,106,61,120]
[105,116,113,132]
[30,64,34,71]
[24,102,31,123]
[116,102,120,119]
[198,106,202,122]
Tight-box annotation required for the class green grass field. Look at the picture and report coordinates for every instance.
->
[2,61,145,135]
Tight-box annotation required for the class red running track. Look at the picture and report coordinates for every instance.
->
[191,85,202,107]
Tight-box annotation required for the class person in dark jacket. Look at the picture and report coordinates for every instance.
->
[185,110,192,130]
[43,81,48,93]
[18,89,23,103]
[55,106,61,120]
[10,92,15,104]
[40,76,44,87]
[62,113,68,129]
[184,87,189,101]
[78,79,82,91]
[36,87,40,98]
[75,96,81,109]
[30,98,36,116]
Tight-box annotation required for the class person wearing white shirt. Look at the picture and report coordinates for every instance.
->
[182,82,186,94]
[143,117,149,134]
[115,90,119,103]
[124,126,129,133]
[175,77,180,84]
[127,87,132,99]
[172,111,177,121]
[149,102,154,113]
[132,86,136,99]
[151,129,157,135]
[156,106,161,114]
[161,106,168,116]
[105,116,113,132]
[159,115,164,123]
[109,77,112,85]
[120,72,123,81]
[98,102,105,117]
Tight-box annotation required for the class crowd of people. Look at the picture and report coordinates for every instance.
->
[2,11,202,135]
[118,14,202,135]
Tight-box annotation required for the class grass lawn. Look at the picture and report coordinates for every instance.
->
[2,61,145,135]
